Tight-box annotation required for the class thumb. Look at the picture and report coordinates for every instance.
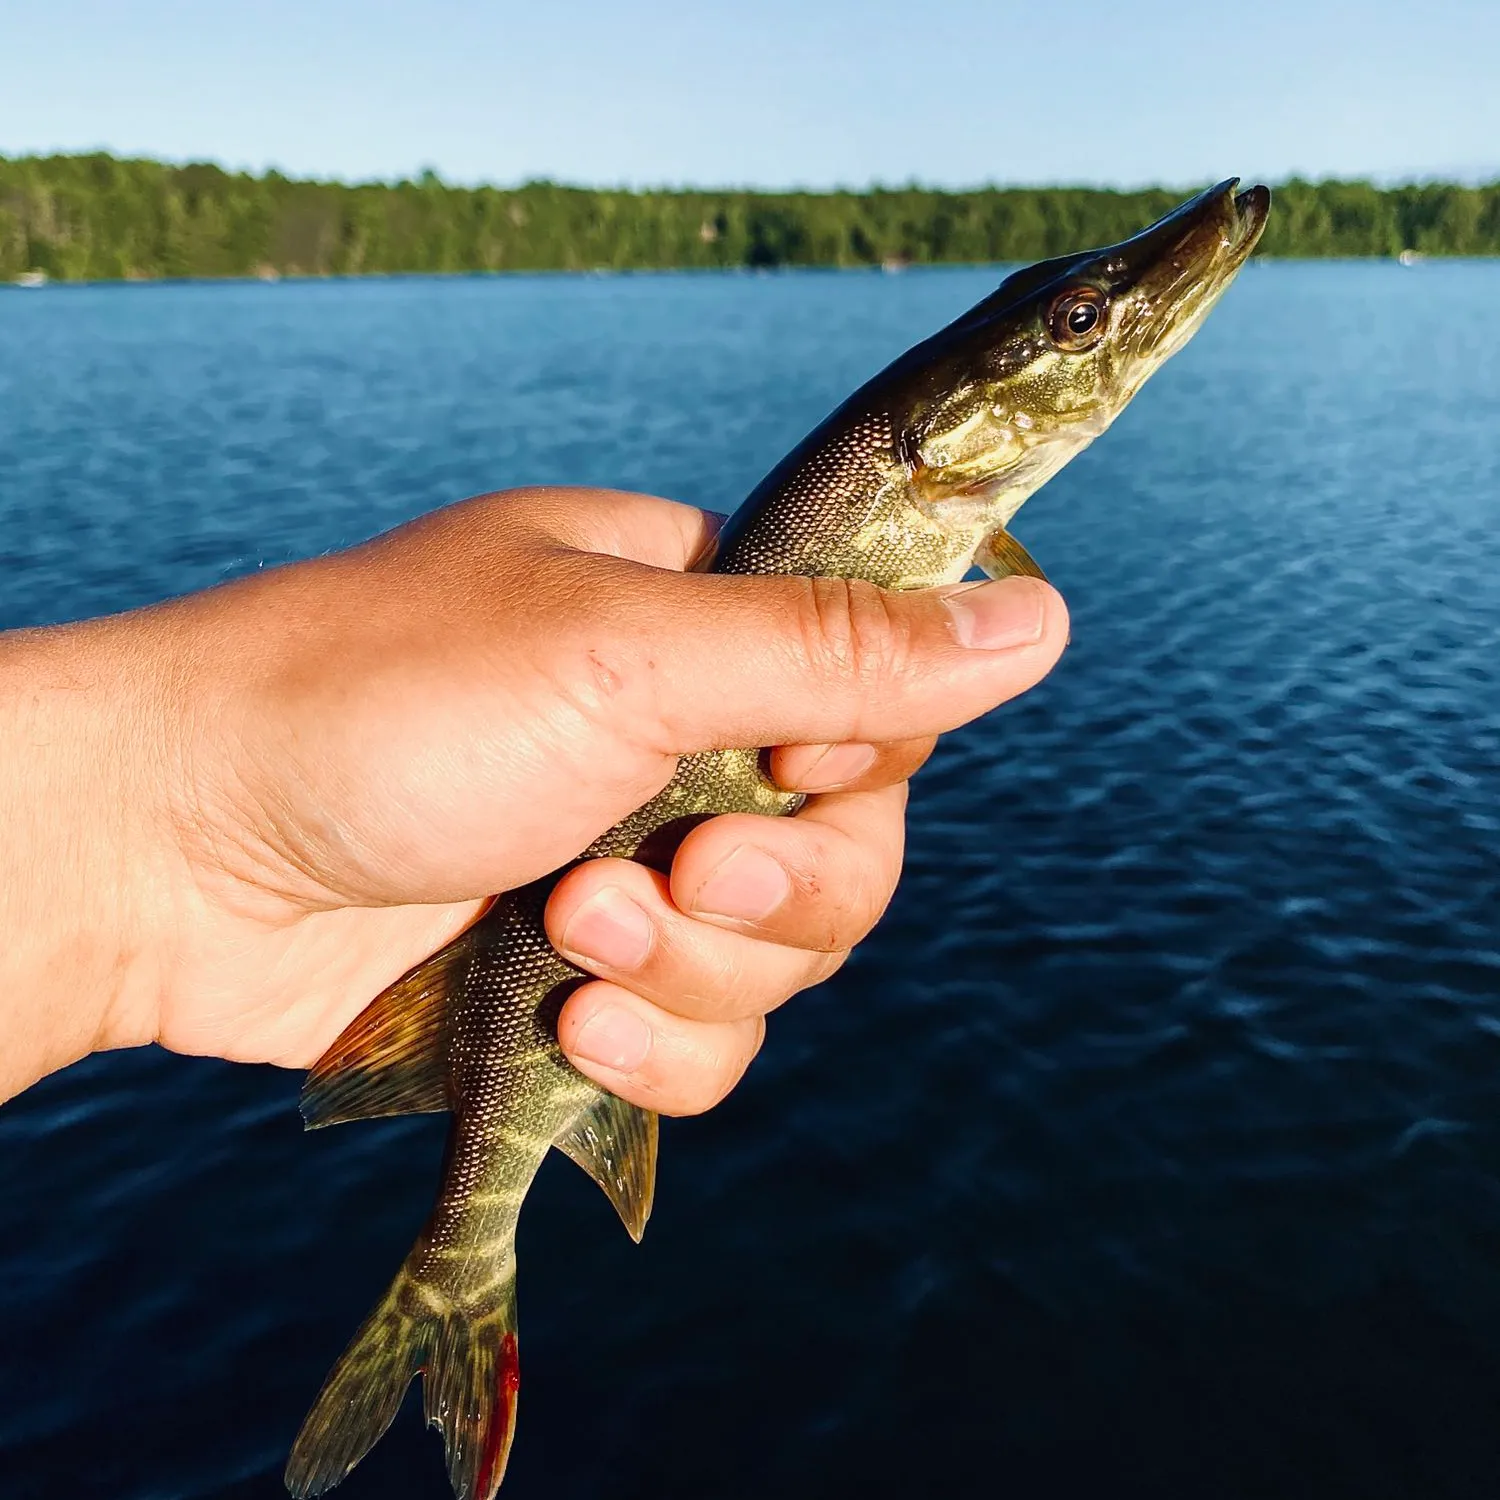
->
[602,568,1070,754]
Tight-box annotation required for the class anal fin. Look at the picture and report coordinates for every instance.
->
[300,931,475,1129]
[554,1091,658,1243]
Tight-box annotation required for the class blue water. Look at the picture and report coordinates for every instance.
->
[1,263,1498,1500]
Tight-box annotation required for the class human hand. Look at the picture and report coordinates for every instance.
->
[0,487,1067,1111]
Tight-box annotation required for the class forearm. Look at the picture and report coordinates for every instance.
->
[0,619,169,1102]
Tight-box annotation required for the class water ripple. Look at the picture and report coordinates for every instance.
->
[1,264,1498,1497]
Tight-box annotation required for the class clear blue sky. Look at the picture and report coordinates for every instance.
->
[4,0,1496,188]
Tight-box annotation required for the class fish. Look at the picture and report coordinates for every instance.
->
[284,177,1270,1499]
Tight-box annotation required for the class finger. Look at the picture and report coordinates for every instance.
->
[545,858,847,1023]
[557,980,766,1116]
[516,488,728,573]
[289,489,1067,760]
[769,735,938,794]
[568,564,1069,756]
[364,486,726,575]
[670,781,909,952]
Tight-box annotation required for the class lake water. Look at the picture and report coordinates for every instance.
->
[1,263,1498,1500]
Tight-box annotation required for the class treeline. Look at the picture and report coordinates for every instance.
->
[3,153,1498,282]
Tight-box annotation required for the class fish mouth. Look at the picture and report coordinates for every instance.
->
[1118,177,1270,281]
[1232,183,1273,245]
[1106,177,1271,372]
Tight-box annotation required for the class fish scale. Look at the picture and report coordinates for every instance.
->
[284,177,1269,1499]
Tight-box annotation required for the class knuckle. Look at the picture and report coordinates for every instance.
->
[790,836,888,951]
[833,859,893,947]
[548,628,640,717]
[821,946,852,979]
[796,948,848,996]
[675,919,804,1020]
[659,1058,732,1118]
[527,572,653,722]
[680,1024,761,1116]
[698,940,755,1017]
[793,577,914,698]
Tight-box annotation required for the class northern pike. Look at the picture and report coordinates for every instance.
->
[285,178,1270,1498]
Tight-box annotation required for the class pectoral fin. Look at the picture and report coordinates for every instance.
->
[977,528,1048,583]
[555,1091,658,1243]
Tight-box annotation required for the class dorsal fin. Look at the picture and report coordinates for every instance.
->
[300,933,474,1128]
[554,1091,658,1242]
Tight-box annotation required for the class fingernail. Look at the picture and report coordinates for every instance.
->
[781,741,877,791]
[560,887,653,971]
[942,577,1048,650]
[689,845,791,922]
[570,1004,652,1072]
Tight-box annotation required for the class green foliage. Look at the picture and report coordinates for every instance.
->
[1,153,1496,282]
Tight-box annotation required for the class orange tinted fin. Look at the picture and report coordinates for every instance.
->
[554,1092,659,1243]
[286,1255,520,1500]
[300,933,475,1128]
[977,527,1049,582]
[425,1285,521,1500]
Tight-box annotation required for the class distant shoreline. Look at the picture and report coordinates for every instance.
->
[5,256,1496,292]
[4,153,1497,283]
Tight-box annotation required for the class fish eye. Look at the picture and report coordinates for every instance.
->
[1047,287,1107,351]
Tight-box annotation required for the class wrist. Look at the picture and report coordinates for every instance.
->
[0,617,178,1100]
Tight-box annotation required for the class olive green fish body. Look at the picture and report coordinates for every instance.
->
[286,180,1269,1499]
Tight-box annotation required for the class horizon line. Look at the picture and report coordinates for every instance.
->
[5,148,1498,197]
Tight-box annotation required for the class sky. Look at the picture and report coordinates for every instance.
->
[3,0,1497,189]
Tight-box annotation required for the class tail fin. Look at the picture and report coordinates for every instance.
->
[286,1259,520,1500]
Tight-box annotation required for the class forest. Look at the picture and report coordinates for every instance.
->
[3,153,1497,281]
